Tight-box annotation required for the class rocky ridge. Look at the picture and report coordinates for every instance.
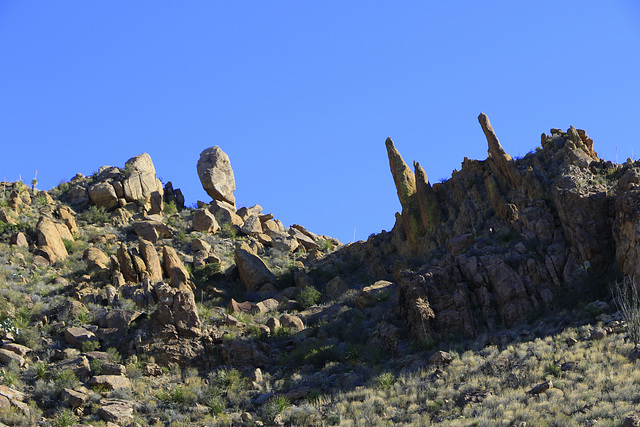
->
[0,126,638,425]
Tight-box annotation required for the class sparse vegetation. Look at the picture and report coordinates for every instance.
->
[1,133,640,426]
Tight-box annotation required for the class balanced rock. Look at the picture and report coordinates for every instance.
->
[197,146,236,206]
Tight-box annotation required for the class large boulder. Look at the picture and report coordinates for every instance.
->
[122,153,164,210]
[163,246,192,291]
[131,220,172,243]
[197,146,236,206]
[36,217,68,263]
[138,240,163,284]
[192,208,220,233]
[88,182,119,211]
[234,245,277,293]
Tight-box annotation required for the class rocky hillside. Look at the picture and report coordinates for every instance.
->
[0,116,638,426]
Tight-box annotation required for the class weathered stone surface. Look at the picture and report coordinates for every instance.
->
[198,146,236,206]
[98,401,133,423]
[414,161,441,236]
[0,349,24,367]
[56,205,79,236]
[36,216,68,263]
[234,245,277,293]
[428,350,452,365]
[116,244,139,283]
[1,343,31,358]
[193,208,220,233]
[83,247,110,274]
[64,327,97,346]
[386,137,423,251]
[279,314,304,332]
[106,309,142,331]
[228,299,256,313]
[250,298,279,315]
[554,165,611,274]
[62,388,89,408]
[163,246,192,291]
[526,380,552,395]
[241,214,262,235]
[478,112,521,189]
[88,182,119,210]
[289,227,318,250]
[191,238,211,253]
[265,317,280,333]
[131,220,172,243]
[122,153,163,204]
[10,232,28,248]
[209,200,244,227]
[173,290,201,336]
[139,239,163,283]
[89,375,131,390]
[356,280,394,309]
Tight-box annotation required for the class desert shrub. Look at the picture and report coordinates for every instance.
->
[318,239,334,251]
[0,221,31,238]
[81,340,101,352]
[80,205,110,225]
[544,362,561,377]
[52,369,79,391]
[261,395,291,421]
[164,201,177,215]
[51,408,78,427]
[201,369,250,411]
[192,262,221,289]
[297,286,321,310]
[62,238,73,254]
[373,372,396,390]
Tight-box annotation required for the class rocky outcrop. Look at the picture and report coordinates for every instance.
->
[80,153,164,213]
[347,116,629,341]
[197,146,236,206]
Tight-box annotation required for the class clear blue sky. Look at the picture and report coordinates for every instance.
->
[1,2,639,244]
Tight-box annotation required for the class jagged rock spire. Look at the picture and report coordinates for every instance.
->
[478,113,521,189]
[386,138,424,251]
[414,161,441,236]
[385,137,416,206]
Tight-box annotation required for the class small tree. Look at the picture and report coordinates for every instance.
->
[613,277,640,350]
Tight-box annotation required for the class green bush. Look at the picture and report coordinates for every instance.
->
[51,408,78,427]
[297,286,321,310]
[262,395,291,421]
[52,369,79,391]
[192,262,221,289]
[164,201,177,215]
[373,372,396,390]
[80,205,110,225]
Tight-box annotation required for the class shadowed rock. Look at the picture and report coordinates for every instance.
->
[414,161,441,236]
[478,112,521,189]
[385,137,424,251]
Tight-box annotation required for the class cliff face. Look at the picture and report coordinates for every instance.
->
[338,113,639,341]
